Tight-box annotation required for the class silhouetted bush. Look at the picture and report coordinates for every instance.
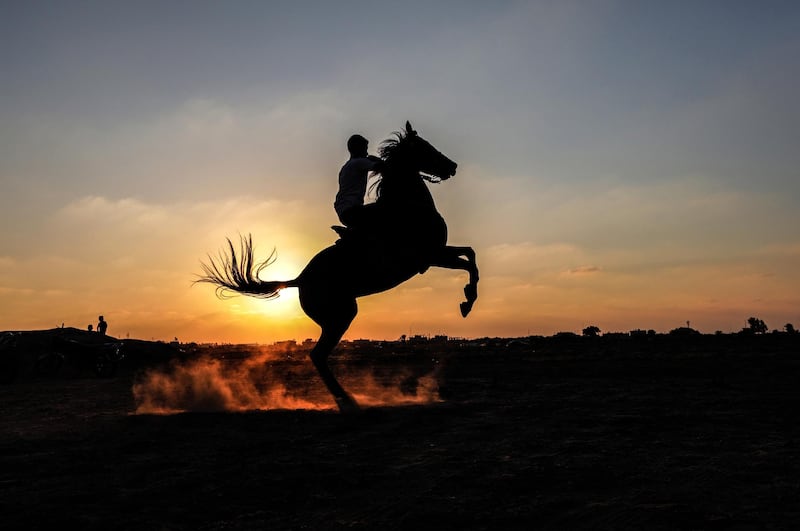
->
[747,317,768,334]
[669,327,700,337]
[582,325,600,337]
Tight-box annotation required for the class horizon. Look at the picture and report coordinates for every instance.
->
[6,317,794,346]
[2,2,799,344]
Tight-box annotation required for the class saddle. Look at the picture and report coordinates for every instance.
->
[331,225,385,252]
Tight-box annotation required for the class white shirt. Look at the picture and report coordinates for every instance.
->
[334,157,379,217]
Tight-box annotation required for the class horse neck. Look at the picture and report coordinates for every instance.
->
[377,167,435,210]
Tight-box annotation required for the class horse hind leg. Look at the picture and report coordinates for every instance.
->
[304,295,360,413]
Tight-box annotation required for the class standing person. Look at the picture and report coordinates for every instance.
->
[334,134,383,228]
[97,315,108,335]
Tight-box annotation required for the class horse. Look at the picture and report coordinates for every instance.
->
[197,121,479,412]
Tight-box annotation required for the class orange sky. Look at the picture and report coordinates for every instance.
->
[2,189,797,343]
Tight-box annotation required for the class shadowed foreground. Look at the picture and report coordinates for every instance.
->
[2,340,800,530]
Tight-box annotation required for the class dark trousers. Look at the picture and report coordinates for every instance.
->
[339,204,379,228]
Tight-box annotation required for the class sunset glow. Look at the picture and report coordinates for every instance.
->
[1,2,799,343]
[133,347,441,414]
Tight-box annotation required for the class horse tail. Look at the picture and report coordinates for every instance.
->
[195,234,298,300]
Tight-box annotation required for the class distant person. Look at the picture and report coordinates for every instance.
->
[88,324,93,332]
[97,315,108,335]
[334,134,382,228]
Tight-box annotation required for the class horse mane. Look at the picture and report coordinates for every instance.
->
[377,130,407,160]
[370,129,441,200]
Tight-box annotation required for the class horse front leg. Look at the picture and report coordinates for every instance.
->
[430,245,479,317]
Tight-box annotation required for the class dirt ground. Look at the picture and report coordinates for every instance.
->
[2,337,800,530]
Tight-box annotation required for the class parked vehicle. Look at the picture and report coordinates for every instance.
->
[35,336,125,378]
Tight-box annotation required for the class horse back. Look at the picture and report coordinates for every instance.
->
[298,242,426,299]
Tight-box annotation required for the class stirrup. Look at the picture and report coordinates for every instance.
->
[332,225,379,244]
[331,225,349,237]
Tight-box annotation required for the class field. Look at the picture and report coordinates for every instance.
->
[1,330,799,530]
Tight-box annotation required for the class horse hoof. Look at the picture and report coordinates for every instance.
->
[460,301,473,318]
[464,284,478,302]
[335,396,361,414]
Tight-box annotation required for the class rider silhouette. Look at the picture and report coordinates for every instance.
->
[334,134,383,229]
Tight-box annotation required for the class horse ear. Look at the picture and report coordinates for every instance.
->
[405,121,416,136]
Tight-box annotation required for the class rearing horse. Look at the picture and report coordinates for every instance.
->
[197,121,479,412]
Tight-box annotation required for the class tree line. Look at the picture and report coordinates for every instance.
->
[581,317,797,337]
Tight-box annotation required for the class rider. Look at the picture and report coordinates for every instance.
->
[334,134,383,229]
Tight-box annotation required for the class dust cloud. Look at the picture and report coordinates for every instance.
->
[133,348,440,414]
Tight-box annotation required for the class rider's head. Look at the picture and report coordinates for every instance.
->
[347,134,369,157]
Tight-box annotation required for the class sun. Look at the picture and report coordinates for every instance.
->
[238,254,304,317]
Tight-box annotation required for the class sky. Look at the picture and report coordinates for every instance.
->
[1,1,799,343]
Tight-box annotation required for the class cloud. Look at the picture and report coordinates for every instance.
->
[562,265,602,276]
[755,243,800,258]
[1,91,361,213]
[53,194,326,243]
[487,241,582,265]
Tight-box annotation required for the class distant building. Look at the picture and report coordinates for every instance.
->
[273,340,297,352]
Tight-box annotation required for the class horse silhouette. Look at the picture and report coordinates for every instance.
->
[197,121,479,412]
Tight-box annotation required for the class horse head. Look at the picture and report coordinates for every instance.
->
[379,121,457,183]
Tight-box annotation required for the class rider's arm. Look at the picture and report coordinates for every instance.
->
[365,156,383,173]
